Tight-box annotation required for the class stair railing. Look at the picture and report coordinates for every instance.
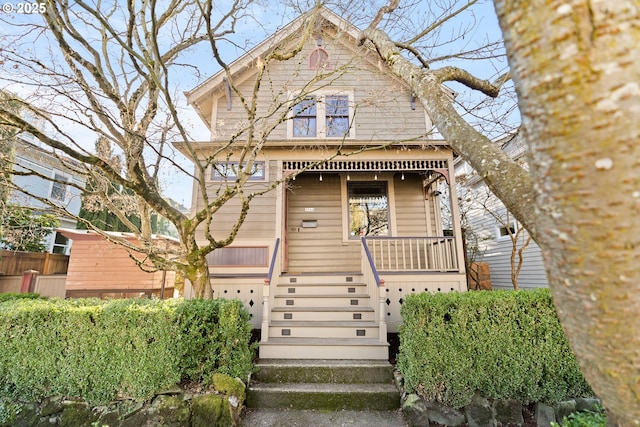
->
[361,237,387,342]
[262,238,280,342]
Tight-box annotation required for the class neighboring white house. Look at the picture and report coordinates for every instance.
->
[454,134,549,290]
[7,108,85,255]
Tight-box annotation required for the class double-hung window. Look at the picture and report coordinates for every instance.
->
[292,97,317,138]
[290,91,353,139]
[50,172,68,202]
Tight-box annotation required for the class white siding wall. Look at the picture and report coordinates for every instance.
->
[458,162,549,290]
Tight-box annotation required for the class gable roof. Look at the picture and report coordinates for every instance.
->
[185,7,366,128]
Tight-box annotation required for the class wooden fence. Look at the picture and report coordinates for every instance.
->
[0,274,67,298]
[0,250,69,275]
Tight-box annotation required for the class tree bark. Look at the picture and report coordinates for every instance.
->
[494,0,640,422]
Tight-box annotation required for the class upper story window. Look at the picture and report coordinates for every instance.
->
[290,91,354,139]
[325,95,349,137]
[50,172,68,202]
[211,161,265,182]
[292,97,317,138]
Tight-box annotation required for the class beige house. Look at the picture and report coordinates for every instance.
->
[181,8,466,360]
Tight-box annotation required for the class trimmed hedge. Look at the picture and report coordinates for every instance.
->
[0,298,254,404]
[398,289,592,409]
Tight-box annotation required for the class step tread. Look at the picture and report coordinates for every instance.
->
[274,293,370,298]
[276,283,367,287]
[261,337,388,346]
[255,359,392,367]
[271,306,374,312]
[248,383,398,393]
[270,321,378,327]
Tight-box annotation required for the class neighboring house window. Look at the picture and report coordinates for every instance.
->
[497,222,517,240]
[211,161,265,181]
[290,91,354,139]
[348,182,389,238]
[51,232,71,255]
[50,172,68,202]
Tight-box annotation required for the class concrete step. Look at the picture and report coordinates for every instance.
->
[258,337,389,360]
[269,321,379,339]
[247,359,399,411]
[246,382,400,410]
[253,359,394,384]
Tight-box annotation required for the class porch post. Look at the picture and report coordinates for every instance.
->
[447,155,467,276]
[378,279,387,342]
[261,281,270,342]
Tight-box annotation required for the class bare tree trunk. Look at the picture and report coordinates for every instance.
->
[495,0,640,421]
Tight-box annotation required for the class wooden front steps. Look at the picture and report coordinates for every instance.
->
[259,274,388,360]
[246,359,400,410]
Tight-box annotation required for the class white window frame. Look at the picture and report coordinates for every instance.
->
[287,90,355,139]
[496,221,517,241]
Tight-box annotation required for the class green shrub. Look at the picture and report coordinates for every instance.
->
[552,408,606,427]
[0,298,254,404]
[397,289,592,408]
[0,293,45,303]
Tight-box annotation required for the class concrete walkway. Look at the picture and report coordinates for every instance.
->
[241,408,409,426]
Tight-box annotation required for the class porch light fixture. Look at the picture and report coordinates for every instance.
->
[347,173,350,180]
[319,173,323,181]
[401,172,405,180]
[374,173,378,180]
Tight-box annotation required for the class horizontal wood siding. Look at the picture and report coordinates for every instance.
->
[213,33,429,142]
[197,160,278,242]
[65,240,174,291]
[393,174,428,236]
[287,173,359,272]
[463,185,549,289]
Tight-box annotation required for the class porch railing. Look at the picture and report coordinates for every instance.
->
[365,236,459,272]
[261,238,281,342]
[361,237,387,342]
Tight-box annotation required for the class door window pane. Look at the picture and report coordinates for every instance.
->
[348,182,389,237]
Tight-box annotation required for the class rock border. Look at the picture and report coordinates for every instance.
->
[394,369,601,426]
[0,374,246,427]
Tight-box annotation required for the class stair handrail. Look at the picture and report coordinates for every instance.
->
[361,237,387,342]
[265,237,280,286]
[361,237,382,287]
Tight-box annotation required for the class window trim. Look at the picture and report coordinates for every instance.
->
[288,90,355,139]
